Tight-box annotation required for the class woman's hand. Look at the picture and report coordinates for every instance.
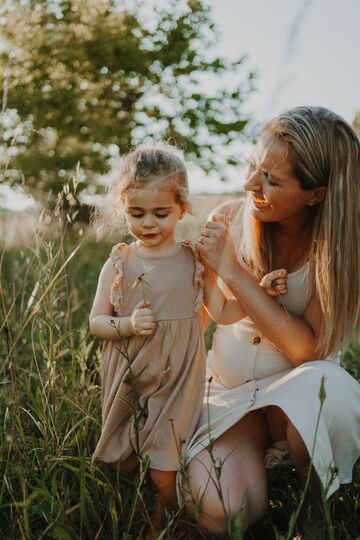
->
[196,215,238,280]
[130,301,155,336]
[259,269,288,297]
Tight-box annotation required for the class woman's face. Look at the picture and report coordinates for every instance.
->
[243,131,323,225]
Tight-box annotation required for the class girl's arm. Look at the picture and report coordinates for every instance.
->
[198,218,324,366]
[89,258,155,340]
[203,265,246,324]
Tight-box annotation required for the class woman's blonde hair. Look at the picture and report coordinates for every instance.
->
[94,141,190,237]
[240,106,360,356]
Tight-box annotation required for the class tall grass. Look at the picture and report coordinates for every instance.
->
[0,207,359,539]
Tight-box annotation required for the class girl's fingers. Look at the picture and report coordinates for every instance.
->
[135,300,152,309]
[139,329,152,335]
[141,322,154,329]
[139,324,155,335]
[140,308,153,317]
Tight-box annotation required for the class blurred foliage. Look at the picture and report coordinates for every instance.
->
[0,0,255,199]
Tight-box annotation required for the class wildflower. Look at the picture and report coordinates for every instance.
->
[131,262,154,303]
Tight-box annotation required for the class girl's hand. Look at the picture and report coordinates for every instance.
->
[259,269,288,297]
[196,215,238,279]
[130,301,155,336]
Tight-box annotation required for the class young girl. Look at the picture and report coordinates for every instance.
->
[89,143,245,506]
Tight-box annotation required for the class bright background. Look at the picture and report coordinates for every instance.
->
[2,0,360,207]
[190,0,360,193]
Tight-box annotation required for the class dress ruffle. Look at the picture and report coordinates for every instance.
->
[109,243,126,313]
[181,241,204,313]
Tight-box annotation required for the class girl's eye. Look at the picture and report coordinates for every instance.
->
[156,213,168,218]
[130,213,143,218]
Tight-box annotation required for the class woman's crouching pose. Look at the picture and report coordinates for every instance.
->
[182,106,360,535]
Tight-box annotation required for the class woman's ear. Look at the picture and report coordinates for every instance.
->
[307,186,327,206]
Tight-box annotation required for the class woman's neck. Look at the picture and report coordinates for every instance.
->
[270,218,314,271]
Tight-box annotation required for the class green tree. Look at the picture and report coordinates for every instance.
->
[0,0,255,198]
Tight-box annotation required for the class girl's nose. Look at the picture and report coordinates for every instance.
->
[142,214,156,227]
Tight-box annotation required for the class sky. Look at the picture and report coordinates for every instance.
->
[2,0,360,208]
[189,0,360,193]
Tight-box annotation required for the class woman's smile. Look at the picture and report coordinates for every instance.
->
[252,196,271,209]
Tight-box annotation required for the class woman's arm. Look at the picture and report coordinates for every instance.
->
[89,258,155,340]
[197,218,324,366]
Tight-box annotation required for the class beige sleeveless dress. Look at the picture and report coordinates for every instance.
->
[185,262,360,498]
[93,241,206,471]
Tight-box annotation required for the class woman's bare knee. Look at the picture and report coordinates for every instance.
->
[195,487,267,535]
[185,413,269,533]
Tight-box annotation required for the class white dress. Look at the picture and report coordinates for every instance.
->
[185,262,360,497]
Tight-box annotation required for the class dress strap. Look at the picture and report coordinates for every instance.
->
[181,241,204,313]
[109,243,128,313]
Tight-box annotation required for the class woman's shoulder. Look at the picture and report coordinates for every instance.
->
[208,198,244,225]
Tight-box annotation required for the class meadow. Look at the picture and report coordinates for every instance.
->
[1,196,359,540]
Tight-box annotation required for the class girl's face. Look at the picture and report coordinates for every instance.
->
[123,187,186,251]
[243,131,325,225]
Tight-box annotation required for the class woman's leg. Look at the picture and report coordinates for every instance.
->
[267,406,323,521]
[266,406,318,478]
[185,410,270,535]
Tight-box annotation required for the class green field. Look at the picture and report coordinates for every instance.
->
[1,206,359,539]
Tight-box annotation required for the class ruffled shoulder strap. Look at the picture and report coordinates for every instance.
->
[109,243,128,313]
[180,241,204,313]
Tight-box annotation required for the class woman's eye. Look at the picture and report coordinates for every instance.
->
[130,213,143,218]
[261,170,277,186]
[156,213,168,218]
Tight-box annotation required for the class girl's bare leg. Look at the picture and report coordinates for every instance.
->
[150,469,178,508]
[109,452,138,474]
[186,411,270,535]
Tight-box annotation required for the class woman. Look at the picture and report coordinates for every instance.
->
[184,106,360,535]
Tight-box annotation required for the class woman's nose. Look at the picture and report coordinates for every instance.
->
[243,169,261,192]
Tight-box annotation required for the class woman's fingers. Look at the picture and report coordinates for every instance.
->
[260,269,288,296]
[271,278,287,288]
[205,216,226,228]
[195,213,237,278]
